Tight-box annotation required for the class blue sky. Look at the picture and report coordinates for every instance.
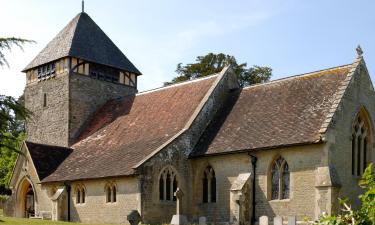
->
[1,0,375,97]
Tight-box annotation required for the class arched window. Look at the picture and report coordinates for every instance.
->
[202,166,216,203]
[270,157,289,200]
[76,184,86,204]
[105,182,117,203]
[159,166,178,202]
[106,186,111,203]
[352,109,372,176]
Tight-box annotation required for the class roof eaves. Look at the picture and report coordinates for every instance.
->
[189,139,324,159]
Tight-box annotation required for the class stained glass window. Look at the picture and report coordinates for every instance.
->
[352,110,372,176]
[282,163,290,199]
[270,157,289,200]
[203,173,208,203]
[271,163,279,200]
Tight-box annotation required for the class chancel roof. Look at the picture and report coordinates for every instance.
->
[23,12,141,74]
[191,64,353,157]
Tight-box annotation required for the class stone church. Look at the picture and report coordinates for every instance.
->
[4,11,375,225]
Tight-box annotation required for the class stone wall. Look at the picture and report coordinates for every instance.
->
[24,71,137,147]
[325,59,375,210]
[190,153,252,223]
[190,144,325,224]
[25,72,70,147]
[68,73,137,145]
[69,177,140,224]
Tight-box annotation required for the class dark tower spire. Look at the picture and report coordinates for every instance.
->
[82,0,84,13]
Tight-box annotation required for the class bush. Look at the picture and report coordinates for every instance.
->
[312,163,375,225]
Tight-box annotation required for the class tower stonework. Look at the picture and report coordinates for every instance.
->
[23,12,141,147]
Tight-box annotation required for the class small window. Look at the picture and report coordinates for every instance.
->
[202,166,216,203]
[106,186,111,203]
[105,183,117,203]
[76,184,86,204]
[43,93,47,107]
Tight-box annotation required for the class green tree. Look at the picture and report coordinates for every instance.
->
[165,53,272,87]
[0,37,35,67]
[0,95,28,150]
[0,37,33,194]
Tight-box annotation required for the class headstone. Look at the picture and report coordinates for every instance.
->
[259,216,268,225]
[199,216,207,225]
[127,210,141,225]
[274,216,283,225]
[171,188,188,225]
[288,216,296,225]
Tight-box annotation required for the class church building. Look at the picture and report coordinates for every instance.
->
[4,10,375,225]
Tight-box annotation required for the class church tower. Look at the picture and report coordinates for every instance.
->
[23,12,141,147]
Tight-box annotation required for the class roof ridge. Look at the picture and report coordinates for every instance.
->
[243,63,353,90]
[136,73,220,96]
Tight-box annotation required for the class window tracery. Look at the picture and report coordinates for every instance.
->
[352,109,372,176]
[270,156,289,200]
[105,182,117,203]
[75,184,86,204]
[159,166,178,202]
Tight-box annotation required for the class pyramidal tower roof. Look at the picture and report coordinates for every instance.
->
[23,12,141,74]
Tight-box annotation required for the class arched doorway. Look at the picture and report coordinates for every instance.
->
[16,178,36,218]
[24,184,35,218]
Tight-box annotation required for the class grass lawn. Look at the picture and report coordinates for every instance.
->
[0,210,120,225]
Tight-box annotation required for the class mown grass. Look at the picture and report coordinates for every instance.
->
[0,210,122,225]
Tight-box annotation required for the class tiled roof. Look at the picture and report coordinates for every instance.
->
[23,13,141,74]
[41,75,218,182]
[26,141,73,181]
[191,64,352,157]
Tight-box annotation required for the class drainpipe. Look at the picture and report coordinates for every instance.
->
[64,182,71,222]
[248,154,257,225]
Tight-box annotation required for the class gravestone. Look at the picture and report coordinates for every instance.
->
[199,216,207,225]
[127,210,141,225]
[288,216,296,225]
[274,216,283,225]
[170,188,188,225]
[259,216,268,225]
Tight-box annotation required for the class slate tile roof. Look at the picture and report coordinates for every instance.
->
[191,64,352,157]
[23,13,141,74]
[25,141,73,181]
[41,75,218,182]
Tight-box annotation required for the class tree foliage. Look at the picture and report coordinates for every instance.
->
[312,164,375,225]
[0,37,35,67]
[0,95,28,194]
[0,133,24,195]
[165,53,272,87]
